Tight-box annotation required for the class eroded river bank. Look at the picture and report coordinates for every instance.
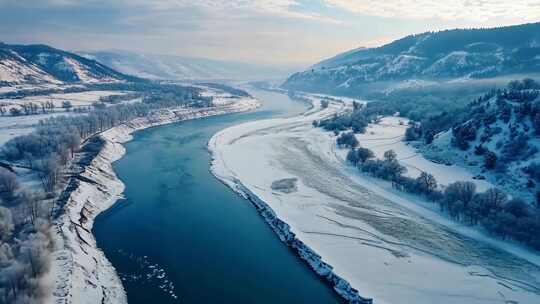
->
[93,89,345,303]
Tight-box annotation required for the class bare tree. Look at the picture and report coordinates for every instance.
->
[37,157,61,193]
[0,169,19,199]
[66,133,81,158]
[17,191,40,228]
[483,188,507,211]
[416,172,438,194]
[0,206,14,240]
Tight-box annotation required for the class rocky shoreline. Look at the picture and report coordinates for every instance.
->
[208,94,373,304]
[46,98,260,304]
[227,179,373,304]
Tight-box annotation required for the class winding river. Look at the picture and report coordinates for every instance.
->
[93,89,344,303]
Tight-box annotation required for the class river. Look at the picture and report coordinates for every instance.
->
[93,89,345,304]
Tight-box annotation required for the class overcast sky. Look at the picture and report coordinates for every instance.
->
[1,0,539,66]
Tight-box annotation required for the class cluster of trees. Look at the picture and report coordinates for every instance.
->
[98,92,141,105]
[321,99,329,109]
[359,150,408,182]
[404,79,540,145]
[313,101,369,133]
[508,78,540,91]
[199,83,250,98]
[2,87,207,193]
[0,168,52,303]
[344,144,540,250]
[337,132,359,148]
[7,101,55,117]
[440,186,540,248]
[404,78,540,173]
[0,83,211,303]
[315,92,468,141]
[313,77,540,251]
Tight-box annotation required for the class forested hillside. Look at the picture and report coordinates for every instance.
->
[415,79,540,202]
[283,22,540,95]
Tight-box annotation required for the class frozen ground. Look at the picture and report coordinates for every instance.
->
[210,94,540,304]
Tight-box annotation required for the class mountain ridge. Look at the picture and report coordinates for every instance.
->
[282,22,540,95]
[0,43,140,87]
[80,50,299,81]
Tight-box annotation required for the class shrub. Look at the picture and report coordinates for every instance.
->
[336,132,358,148]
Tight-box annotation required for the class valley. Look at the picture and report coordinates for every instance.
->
[2,16,540,304]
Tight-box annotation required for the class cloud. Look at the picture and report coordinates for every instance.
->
[11,0,341,23]
[325,0,540,22]
[1,0,537,65]
[141,0,342,23]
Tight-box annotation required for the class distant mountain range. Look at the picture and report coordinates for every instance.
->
[0,43,137,87]
[282,22,540,95]
[79,50,297,81]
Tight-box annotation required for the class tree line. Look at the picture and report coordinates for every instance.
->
[341,135,540,251]
[314,82,540,252]
[0,83,209,303]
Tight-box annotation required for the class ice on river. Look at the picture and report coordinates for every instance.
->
[210,94,540,304]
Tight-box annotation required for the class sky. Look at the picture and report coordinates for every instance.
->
[0,0,539,66]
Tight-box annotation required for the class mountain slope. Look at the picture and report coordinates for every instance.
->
[419,79,540,202]
[0,43,138,87]
[283,22,540,94]
[80,50,296,81]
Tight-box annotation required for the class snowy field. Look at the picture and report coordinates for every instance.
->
[1,90,133,109]
[0,90,140,146]
[346,116,492,191]
[210,94,540,304]
[0,112,84,146]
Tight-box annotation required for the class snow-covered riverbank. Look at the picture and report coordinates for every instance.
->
[46,97,260,304]
[209,93,540,304]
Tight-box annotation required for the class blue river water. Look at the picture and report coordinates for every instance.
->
[93,89,344,303]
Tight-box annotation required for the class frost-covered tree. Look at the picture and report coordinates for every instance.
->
[504,198,530,218]
[479,188,507,215]
[484,151,497,170]
[0,206,14,241]
[336,132,358,148]
[320,100,329,109]
[61,101,72,111]
[383,150,397,162]
[357,147,374,164]
[347,147,375,166]
[404,123,422,141]
[0,169,19,200]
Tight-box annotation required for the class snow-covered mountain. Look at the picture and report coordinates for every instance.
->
[283,22,540,94]
[0,43,138,87]
[80,50,296,81]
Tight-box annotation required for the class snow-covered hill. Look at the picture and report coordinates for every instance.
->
[80,50,296,81]
[283,22,540,95]
[420,79,540,202]
[0,43,138,87]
